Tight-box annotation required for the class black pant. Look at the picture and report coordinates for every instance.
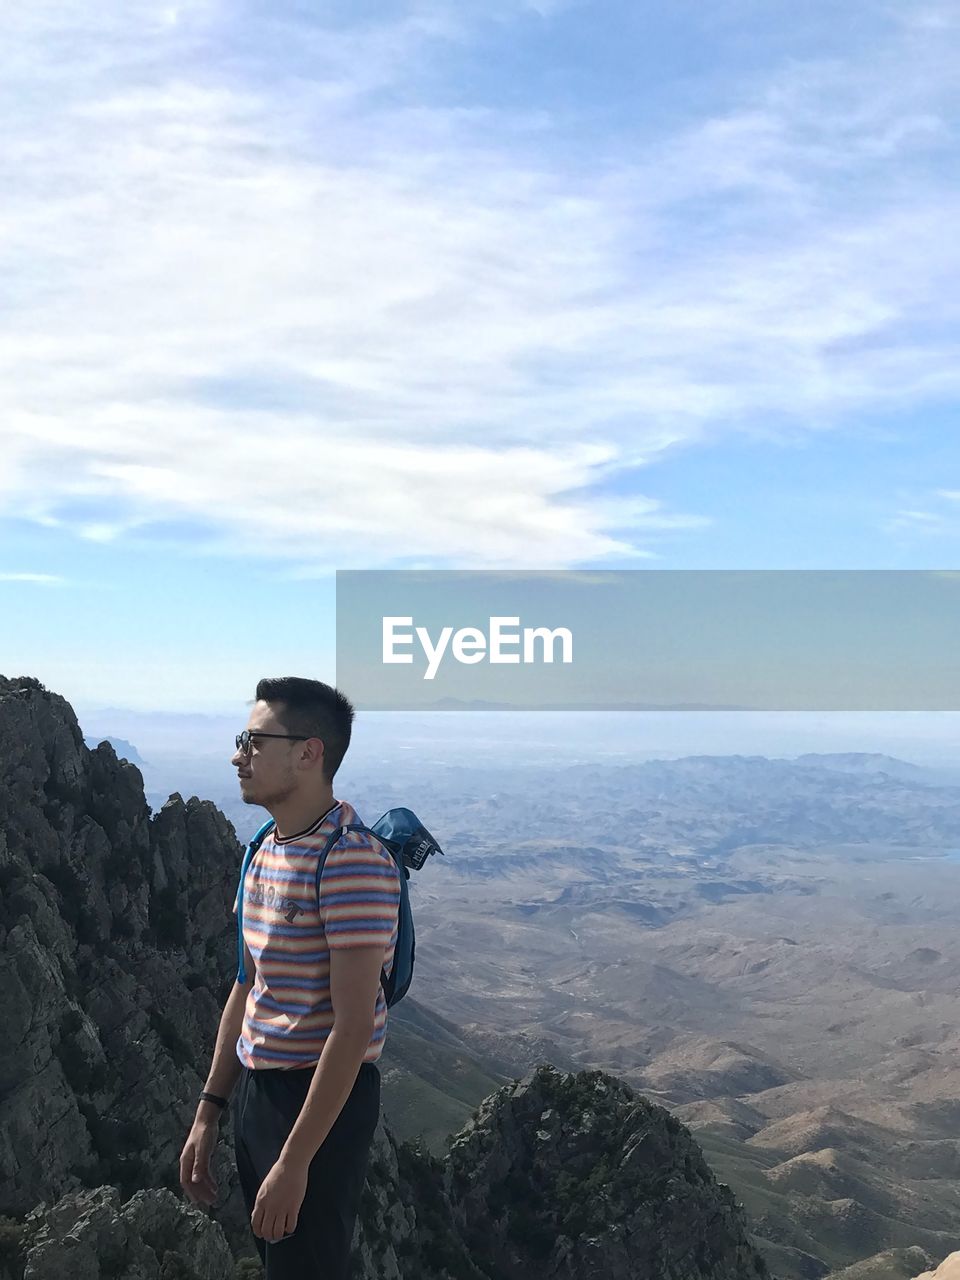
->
[234,1061,380,1280]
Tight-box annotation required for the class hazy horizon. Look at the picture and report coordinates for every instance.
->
[75,700,960,771]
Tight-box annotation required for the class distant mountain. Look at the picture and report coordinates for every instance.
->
[488,752,960,856]
[793,753,958,786]
[79,708,237,756]
[82,735,146,766]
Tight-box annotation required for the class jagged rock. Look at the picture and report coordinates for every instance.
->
[351,1065,767,1280]
[10,1186,234,1279]
[0,676,247,1247]
[83,738,145,768]
[442,1063,767,1280]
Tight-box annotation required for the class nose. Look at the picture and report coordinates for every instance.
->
[231,745,245,766]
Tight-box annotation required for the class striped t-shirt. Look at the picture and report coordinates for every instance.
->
[236,800,402,1069]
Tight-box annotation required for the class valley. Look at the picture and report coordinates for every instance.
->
[82,714,960,1279]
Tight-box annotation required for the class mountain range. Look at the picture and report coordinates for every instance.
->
[13,676,960,1277]
[0,674,768,1280]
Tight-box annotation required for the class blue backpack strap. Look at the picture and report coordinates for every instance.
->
[314,823,366,907]
[236,818,276,983]
[316,823,393,999]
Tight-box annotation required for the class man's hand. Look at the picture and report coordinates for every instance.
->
[179,1121,219,1206]
[251,1156,309,1243]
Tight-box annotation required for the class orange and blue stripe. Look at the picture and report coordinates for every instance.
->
[236,800,401,1069]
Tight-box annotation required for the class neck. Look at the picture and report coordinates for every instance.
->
[270,788,337,839]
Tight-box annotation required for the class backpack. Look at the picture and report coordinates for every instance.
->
[235,806,442,1007]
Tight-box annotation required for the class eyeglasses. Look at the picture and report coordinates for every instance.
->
[235,729,313,755]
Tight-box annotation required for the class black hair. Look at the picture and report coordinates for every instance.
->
[255,676,355,781]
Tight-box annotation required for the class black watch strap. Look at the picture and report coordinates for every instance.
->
[199,1090,228,1110]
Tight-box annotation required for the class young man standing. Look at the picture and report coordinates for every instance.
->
[179,677,401,1279]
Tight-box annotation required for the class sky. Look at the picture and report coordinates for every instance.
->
[1,0,959,712]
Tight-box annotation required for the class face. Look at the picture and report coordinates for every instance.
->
[231,700,302,808]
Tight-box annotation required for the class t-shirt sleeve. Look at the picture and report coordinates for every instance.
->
[319,834,402,950]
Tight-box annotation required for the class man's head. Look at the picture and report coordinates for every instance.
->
[232,677,355,810]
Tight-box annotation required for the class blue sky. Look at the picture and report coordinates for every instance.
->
[2,0,959,711]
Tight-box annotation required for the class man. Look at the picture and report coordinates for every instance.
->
[179,676,401,1279]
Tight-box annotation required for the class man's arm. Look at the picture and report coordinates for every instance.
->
[179,944,254,1205]
[249,945,382,1243]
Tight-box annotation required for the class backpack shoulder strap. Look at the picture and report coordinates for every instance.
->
[235,818,277,983]
[315,823,394,1000]
[251,817,278,847]
[314,823,369,903]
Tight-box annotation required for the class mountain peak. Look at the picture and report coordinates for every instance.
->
[444,1063,768,1279]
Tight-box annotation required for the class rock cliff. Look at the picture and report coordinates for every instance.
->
[0,675,246,1244]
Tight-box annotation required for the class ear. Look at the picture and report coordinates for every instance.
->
[298,736,326,772]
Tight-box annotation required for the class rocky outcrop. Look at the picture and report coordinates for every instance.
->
[81,737,145,767]
[0,676,247,1244]
[2,1070,767,1280]
[0,1186,234,1280]
[0,677,767,1279]
[441,1065,767,1280]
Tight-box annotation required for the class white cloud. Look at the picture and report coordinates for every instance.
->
[889,510,943,529]
[0,572,65,585]
[888,491,960,537]
[1,1,958,568]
